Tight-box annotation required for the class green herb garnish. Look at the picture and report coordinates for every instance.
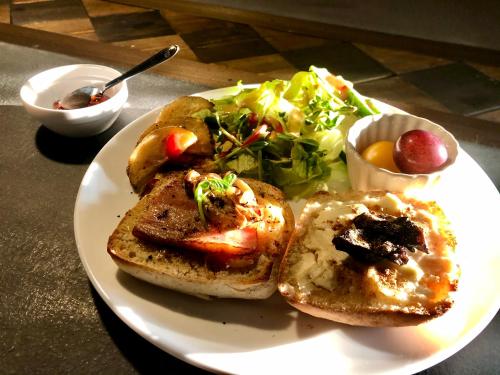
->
[199,66,382,199]
[193,173,238,227]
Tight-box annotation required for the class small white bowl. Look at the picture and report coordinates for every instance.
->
[20,64,128,137]
[346,113,459,193]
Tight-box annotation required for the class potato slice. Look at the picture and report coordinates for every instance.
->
[127,127,197,192]
[181,117,213,156]
[137,96,214,144]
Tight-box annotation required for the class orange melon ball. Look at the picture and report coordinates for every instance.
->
[361,140,400,173]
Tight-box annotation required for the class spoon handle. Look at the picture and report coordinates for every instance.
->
[103,45,179,92]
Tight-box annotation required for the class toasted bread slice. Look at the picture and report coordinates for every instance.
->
[108,171,294,299]
[278,191,459,326]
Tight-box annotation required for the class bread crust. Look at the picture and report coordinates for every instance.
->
[108,171,294,299]
[278,191,458,327]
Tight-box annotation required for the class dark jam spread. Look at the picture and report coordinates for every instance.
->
[333,212,428,266]
[52,94,109,110]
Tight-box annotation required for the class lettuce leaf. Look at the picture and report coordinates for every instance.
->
[202,66,379,199]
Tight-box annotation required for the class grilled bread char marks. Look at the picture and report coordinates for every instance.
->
[132,171,293,258]
[278,191,459,327]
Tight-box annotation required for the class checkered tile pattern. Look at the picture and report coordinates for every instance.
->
[91,11,175,42]
[180,22,277,62]
[401,63,500,116]
[4,0,500,121]
[281,41,393,82]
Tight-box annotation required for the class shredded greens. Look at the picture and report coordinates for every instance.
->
[202,66,380,199]
[194,172,237,227]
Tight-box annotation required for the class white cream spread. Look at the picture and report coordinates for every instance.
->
[294,192,458,306]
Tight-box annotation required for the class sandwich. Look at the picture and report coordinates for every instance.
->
[278,190,459,326]
[108,169,294,299]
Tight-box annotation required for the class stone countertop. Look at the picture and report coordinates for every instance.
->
[1,41,498,374]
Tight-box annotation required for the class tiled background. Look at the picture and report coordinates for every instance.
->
[2,0,500,122]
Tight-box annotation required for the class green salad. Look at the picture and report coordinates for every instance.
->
[199,66,380,199]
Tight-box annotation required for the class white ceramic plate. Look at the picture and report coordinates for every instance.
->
[74,87,500,375]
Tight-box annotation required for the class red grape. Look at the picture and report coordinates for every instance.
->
[393,130,448,174]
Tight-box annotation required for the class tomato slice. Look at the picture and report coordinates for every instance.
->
[247,112,259,127]
[163,129,198,159]
[325,74,351,100]
[241,125,269,147]
[262,116,284,133]
[179,227,258,255]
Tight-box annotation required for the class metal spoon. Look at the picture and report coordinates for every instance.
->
[59,45,180,110]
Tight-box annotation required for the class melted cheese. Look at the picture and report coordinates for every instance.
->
[294,192,459,306]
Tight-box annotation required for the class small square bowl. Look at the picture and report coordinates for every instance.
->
[345,113,459,194]
[20,64,128,137]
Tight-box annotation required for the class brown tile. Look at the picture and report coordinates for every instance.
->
[254,26,328,52]
[0,0,9,23]
[70,27,99,41]
[218,54,296,79]
[11,0,47,3]
[401,63,500,115]
[475,108,500,123]
[82,0,148,17]
[159,9,224,34]
[91,11,175,43]
[282,41,393,83]
[12,0,88,24]
[355,43,450,74]
[469,63,500,81]
[180,23,276,63]
[355,76,450,112]
[112,35,198,61]
[21,18,98,40]
[256,68,296,81]
[11,0,95,38]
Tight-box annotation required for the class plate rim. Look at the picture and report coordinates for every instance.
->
[73,86,500,375]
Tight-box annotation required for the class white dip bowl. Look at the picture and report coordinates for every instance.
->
[20,64,128,137]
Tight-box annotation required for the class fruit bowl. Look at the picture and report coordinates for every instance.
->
[345,113,459,194]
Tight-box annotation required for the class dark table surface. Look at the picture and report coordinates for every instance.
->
[1,42,499,374]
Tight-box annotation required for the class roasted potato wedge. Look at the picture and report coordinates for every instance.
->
[180,117,213,156]
[127,127,197,192]
[138,96,214,144]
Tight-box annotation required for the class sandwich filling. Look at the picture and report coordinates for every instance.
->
[132,170,287,264]
[333,212,429,266]
[292,192,459,310]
